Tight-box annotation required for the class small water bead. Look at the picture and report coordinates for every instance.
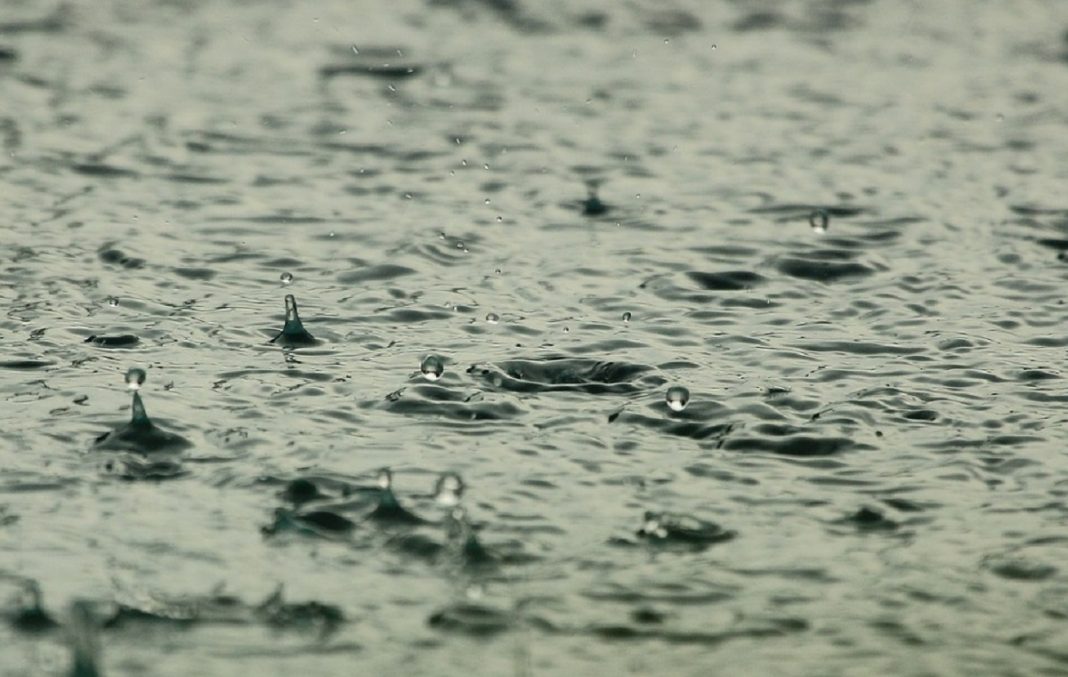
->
[420,354,445,381]
[376,468,393,490]
[280,272,293,285]
[106,296,119,307]
[809,209,829,233]
[124,368,146,391]
[485,313,499,324]
[665,386,690,412]
[435,472,465,507]
[622,311,632,323]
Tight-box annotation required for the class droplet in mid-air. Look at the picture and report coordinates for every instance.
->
[809,209,829,233]
[622,311,632,323]
[271,294,318,347]
[485,313,499,324]
[420,354,445,381]
[280,272,294,285]
[376,467,393,491]
[435,472,465,508]
[124,367,146,391]
[665,386,690,412]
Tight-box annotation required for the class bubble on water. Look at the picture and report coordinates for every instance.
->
[809,209,829,233]
[106,296,119,307]
[666,386,690,412]
[622,311,632,323]
[420,354,445,381]
[435,472,465,507]
[280,272,293,285]
[376,467,392,490]
[124,367,146,391]
[456,241,465,249]
[486,312,499,324]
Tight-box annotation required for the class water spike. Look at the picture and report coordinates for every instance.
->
[367,468,425,525]
[272,294,318,346]
[130,392,150,426]
[67,601,102,677]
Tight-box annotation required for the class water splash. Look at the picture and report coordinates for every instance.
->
[367,468,425,525]
[93,369,191,454]
[271,294,319,347]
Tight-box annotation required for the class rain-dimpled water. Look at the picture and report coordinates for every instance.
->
[3,1,1068,675]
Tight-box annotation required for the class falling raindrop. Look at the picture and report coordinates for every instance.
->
[124,367,146,391]
[809,209,829,233]
[622,311,632,323]
[420,355,445,381]
[666,386,690,412]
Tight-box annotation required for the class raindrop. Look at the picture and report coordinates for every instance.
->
[124,368,146,391]
[496,215,503,223]
[351,45,359,55]
[486,312,500,324]
[280,272,294,285]
[622,311,632,323]
[494,268,502,275]
[484,198,491,205]
[809,209,829,233]
[665,386,690,412]
[420,355,445,381]
[435,472,465,507]
[106,296,119,307]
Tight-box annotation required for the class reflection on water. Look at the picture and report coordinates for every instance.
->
[4,0,1068,674]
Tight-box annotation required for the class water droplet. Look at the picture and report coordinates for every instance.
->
[351,45,359,55]
[280,272,294,285]
[494,268,502,275]
[711,44,717,50]
[376,467,393,490]
[664,38,670,44]
[496,215,503,223]
[622,311,632,323]
[666,386,690,412]
[106,296,119,307]
[420,354,445,381]
[456,241,465,249]
[435,472,465,507]
[482,163,489,170]
[124,367,146,391]
[486,312,499,324]
[809,209,829,233]
[484,198,491,205]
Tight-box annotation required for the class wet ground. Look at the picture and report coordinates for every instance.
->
[3,0,1068,675]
